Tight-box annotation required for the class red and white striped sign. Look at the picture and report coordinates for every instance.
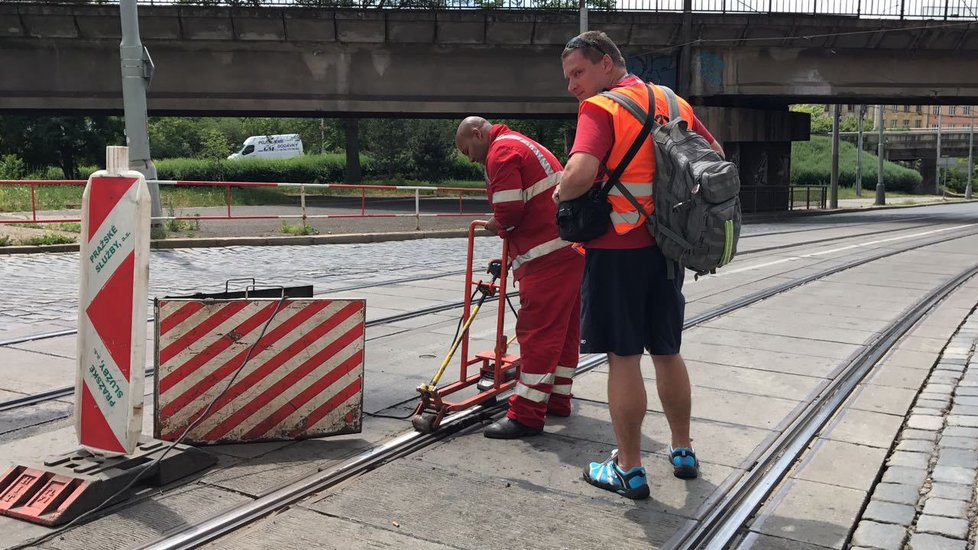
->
[74,147,151,455]
[154,298,365,444]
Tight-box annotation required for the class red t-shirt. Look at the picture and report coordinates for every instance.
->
[570,75,716,249]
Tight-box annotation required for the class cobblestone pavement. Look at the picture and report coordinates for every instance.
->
[852,312,978,550]
[0,237,499,340]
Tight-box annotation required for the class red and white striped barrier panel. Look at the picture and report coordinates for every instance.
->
[154,298,366,445]
[75,147,151,455]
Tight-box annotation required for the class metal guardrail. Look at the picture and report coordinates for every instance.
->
[740,184,828,212]
[4,0,978,20]
[0,179,489,231]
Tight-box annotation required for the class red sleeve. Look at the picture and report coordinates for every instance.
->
[570,102,614,165]
[485,145,525,233]
[691,115,717,145]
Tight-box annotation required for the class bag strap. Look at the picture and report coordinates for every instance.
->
[595,85,658,199]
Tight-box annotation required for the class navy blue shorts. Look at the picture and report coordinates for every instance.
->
[580,246,685,357]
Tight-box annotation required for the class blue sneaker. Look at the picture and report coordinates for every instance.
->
[670,447,699,479]
[583,450,650,500]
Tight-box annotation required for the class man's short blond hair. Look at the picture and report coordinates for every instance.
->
[561,31,626,68]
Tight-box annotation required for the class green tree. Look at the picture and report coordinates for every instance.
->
[363,119,411,180]
[409,120,456,182]
[0,115,125,178]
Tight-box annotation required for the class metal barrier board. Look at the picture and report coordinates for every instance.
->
[154,298,365,445]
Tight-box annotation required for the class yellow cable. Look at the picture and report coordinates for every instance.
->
[426,302,482,388]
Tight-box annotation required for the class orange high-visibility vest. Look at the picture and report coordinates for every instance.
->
[582,82,696,235]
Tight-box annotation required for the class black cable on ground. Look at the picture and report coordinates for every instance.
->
[12,296,291,550]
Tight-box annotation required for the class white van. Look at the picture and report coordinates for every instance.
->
[228,134,303,161]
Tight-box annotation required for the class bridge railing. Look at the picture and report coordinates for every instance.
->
[8,0,978,20]
[0,179,490,231]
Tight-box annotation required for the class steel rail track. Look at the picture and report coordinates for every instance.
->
[0,298,492,415]
[132,226,978,550]
[665,262,978,550]
[3,224,977,416]
[1,216,939,349]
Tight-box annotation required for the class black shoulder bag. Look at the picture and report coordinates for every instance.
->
[555,85,658,243]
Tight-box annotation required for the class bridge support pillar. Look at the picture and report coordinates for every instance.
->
[697,106,810,213]
[919,158,938,195]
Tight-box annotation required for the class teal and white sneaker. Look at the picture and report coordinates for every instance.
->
[583,450,650,500]
[670,447,699,479]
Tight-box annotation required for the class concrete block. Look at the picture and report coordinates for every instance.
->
[871,482,921,506]
[851,520,908,548]
[930,465,975,485]
[335,13,385,43]
[21,14,77,38]
[850,384,917,416]
[887,451,931,470]
[954,386,978,397]
[233,12,287,41]
[434,14,484,44]
[388,18,437,44]
[908,533,967,550]
[752,478,866,549]
[923,384,955,395]
[915,515,970,540]
[938,435,978,450]
[954,396,978,407]
[862,500,916,526]
[946,415,978,428]
[868,364,930,389]
[895,439,935,455]
[796,439,887,491]
[902,429,940,442]
[921,497,968,519]
[823,408,904,449]
[181,15,234,40]
[941,426,978,439]
[283,14,336,42]
[935,448,978,470]
[914,399,949,413]
[907,415,944,431]
[926,482,973,501]
[881,466,928,487]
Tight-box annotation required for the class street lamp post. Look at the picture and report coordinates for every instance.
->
[936,106,943,195]
[120,0,162,229]
[875,105,886,205]
[856,105,865,197]
[830,105,840,209]
[968,121,974,200]
[579,0,587,33]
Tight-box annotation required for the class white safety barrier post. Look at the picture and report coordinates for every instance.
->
[75,146,151,455]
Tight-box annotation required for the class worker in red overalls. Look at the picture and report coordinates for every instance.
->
[455,117,585,438]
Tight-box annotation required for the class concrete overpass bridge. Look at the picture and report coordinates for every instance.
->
[3,1,977,210]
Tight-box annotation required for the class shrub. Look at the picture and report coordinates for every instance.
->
[791,136,923,193]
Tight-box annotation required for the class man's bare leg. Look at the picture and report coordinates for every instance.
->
[652,353,692,449]
[607,352,646,470]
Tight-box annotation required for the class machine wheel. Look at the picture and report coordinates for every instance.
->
[411,413,438,434]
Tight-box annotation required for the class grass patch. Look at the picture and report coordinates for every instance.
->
[0,235,10,247]
[280,221,318,236]
[21,234,76,246]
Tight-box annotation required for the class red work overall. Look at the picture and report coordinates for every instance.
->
[485,125,585,429]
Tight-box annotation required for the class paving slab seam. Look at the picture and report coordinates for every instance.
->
[851,304,978,550]
[290,506,473,550]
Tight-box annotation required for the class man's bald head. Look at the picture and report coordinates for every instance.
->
[455,116,494,166]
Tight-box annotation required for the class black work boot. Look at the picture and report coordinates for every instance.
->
[484,417,543,439]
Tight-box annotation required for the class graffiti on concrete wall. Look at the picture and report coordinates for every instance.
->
[697,51,724,92]
[625,53,678,88]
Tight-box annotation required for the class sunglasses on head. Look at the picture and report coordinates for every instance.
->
[565,36,609,57]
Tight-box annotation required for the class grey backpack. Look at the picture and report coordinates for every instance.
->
[600,84,741,278]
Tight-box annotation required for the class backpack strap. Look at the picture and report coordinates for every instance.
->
[657,85,682,122]
[595,87,658,200]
